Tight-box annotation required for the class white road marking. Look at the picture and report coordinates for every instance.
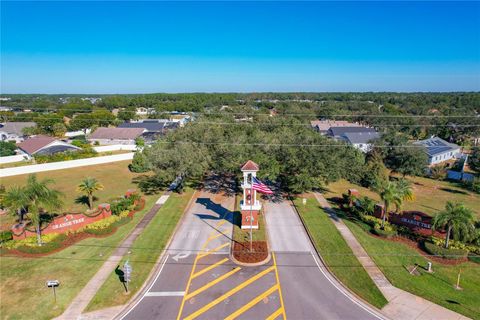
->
[172,251,191,261]
[145,291,185,297]
[309,251,386,320]
[156,195,170,205]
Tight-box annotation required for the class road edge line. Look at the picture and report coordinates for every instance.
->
[289,197,390,320]
[114,189,200,320]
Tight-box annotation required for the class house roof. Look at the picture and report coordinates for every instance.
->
[17,135,56,154]
[89,127,145,140]
[329,126,377,137]
[343,131,380,144]
[413,137,460,157]
[0,122,36,136]
[310,120,362,131]
[118,122,166,132]
[241,160,259,171]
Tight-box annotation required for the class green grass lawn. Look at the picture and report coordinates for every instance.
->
[0,195,157,320]
[1,161,151,213]
[293,195,388,309]
[323,176,480,218]
[344,219,480,319]
[85,188,195,312]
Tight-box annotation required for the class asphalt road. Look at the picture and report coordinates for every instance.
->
[121,192,383,320]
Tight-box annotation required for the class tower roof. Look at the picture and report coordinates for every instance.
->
[241,160,259,171]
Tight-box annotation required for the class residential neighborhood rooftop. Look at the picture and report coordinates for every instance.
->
[343,131,380,144]
[17,135,57,154]
[310,120,363,132]
[413,137,460,157]
[0,122,36,136]
[89,127,145,140]
[328,126,377,137]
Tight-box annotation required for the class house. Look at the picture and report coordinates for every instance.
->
[118,120,179,142]
[0,122,36,142]
[135,107,156,116]
[413,137,461,165]
[343,131,380,152]
[17,135,80,157]
[327,126,379,152]
[169,113,191,127]
[88,127,145,145]
[310,120,363,134]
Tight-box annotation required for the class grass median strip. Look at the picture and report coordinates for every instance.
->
[293,195,388,309]
[84,188,195,312]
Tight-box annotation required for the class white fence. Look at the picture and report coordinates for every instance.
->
[93,144,137,153]
[0,153,134,178]
[0,154,30,164]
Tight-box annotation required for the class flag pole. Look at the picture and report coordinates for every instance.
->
[250,183,253,252]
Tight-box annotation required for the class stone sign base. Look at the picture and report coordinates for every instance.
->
[241,210,259,229]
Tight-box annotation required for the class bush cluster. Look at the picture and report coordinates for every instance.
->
[110,194,141,215]
[431,237,480,255]
[35,148,98,163]
[0,231,13,243]
[83,210,131,235]
[423,241,468,260]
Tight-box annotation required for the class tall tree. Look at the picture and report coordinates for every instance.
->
[2,186,27,222]
[469,147,480,173]
[394,178,414,212]
[4,175,63,245]
[432,202,475,249]
[376,181,402,229]
[76,177,104,210]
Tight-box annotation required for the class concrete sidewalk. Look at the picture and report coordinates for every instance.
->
[313,193,470,320]
[55,193,171,320]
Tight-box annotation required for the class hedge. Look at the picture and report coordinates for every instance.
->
[15,234,66,254]
[372,227,397,239]
[468,253,480,264]
[0,231,13,243]
[423,241,468,260]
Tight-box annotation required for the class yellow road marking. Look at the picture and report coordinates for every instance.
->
[198,242,230,259]
[183,266,275,320]
[216,219,227,227]
[185,267,241,300]
[272,252,287,320]
[176,254,200,320]
[266,307,284,320]
[224,284,279,320]
[207,230,228,241]
[192,258,229,279]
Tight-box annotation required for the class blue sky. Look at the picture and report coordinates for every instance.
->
[1,1,479,93]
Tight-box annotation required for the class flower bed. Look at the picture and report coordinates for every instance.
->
[423,241,468,260]
[232,241,269,264]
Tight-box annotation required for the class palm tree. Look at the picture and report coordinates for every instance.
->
[377,181,402,229]
[2,186,27,222]
[4,174,64,245]
[432,202,475,249]
[77,177,104,210]
[394,178,414,213]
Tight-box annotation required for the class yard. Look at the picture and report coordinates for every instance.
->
[0,195,157,320]
[344,219,480,319]
[293,195,388,309]
[323,176,480,218]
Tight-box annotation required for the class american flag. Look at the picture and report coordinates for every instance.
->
[252,177,273,194]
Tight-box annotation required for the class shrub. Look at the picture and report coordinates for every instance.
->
[360,214,382,227]
[0,231,13,243]
[423,241,468,260]
[468,253,480,264]
[7,233,67,254]
[429,165,447,180]
[373,223,397,238]
[110,196,138,215]
[34,148,98,163]
[129,151,150,173]
[0,141,17,156]
[431,237,480,255]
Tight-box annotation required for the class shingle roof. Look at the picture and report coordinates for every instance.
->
[310,120,362,131]
[89,127,145,140]
[17,135,56,154]
[241,160,259,171]
[0,122,36,136]
[118,122,166,132]
[329,126,377,137]
[413,137,460,157]
[343,131,380,144]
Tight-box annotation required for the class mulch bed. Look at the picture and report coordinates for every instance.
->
[233,241,269,263]
[3,229,116,258]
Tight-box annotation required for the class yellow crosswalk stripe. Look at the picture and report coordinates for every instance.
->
[207,230,228,241]
[272,252,287,320]
[192,258,229,279]
[185,267,241,300]
[183,266,276,320]
[266,307,284,320]
[224,284,279,320]
[198,242,230,259]
[176,255,200,320]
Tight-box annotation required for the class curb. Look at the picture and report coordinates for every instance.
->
[112,189,199,320]
[289,196,390,320]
